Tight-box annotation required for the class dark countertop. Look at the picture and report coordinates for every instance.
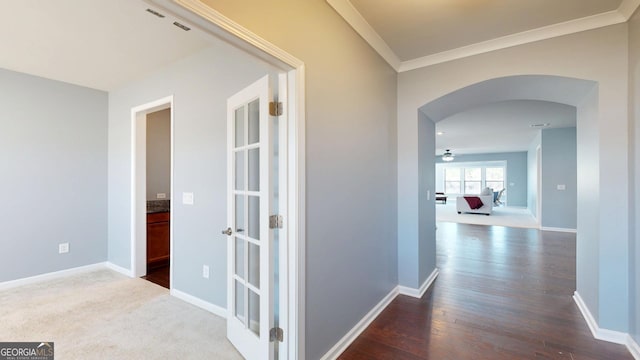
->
[147,200,170,214]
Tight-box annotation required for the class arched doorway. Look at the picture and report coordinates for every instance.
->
[401,74,631,341]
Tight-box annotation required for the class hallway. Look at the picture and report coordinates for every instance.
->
[340,223,632,359]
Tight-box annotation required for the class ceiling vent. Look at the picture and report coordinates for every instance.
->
[173,21,191,31]
[529,123,550,128]
[145,8,165,18]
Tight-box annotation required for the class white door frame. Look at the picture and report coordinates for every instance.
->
[536,145,542,226]
[143,1,306,358]
[131,96,174,286]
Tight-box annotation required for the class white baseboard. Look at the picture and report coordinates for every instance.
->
[0,262,106,290]
[541,226,577,233]
[573,291,628,344]
[170,288,227,319]
[398,268,439,298]
[320,287,400,360]
[627,335,640,360]
[105,262,133,277]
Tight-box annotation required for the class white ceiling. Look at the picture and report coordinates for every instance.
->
[0,0,211,91]
[350,0,622,61]
[435,100,576,155]
[328,0,640,71]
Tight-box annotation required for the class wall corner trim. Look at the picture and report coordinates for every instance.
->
[398,268,439,298]
[573,292,630,345]
[319,286,400,360]
[540,227,577,233]
[170,288,227,319]
[105,262,133,277]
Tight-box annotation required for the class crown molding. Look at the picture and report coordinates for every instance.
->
[328,0,640,73]
[399,10,626,72]
[618,0,640,19]
[169,0,304,68]
[326,0,401,71]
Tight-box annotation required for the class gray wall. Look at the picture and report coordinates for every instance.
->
[541,128,577,229]
[527,132,541,218]
[629,7,640,346]
[146,108,171,200]
[196,2,399,359]
[0,68,108,282]
[108,45,278,307]
[435,151,528,206]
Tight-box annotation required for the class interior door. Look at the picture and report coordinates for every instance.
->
[225,75,274,360]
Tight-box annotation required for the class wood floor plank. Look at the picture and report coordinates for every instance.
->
[339,222,633,360]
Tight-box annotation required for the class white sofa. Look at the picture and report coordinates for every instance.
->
[456,195,493,215]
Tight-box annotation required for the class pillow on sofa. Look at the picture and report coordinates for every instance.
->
[481,187,493,196]
[464,196,484,210]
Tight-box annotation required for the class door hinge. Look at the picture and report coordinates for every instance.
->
[270,327,284,342]
[269,101,283,116]
[269,215,283,229]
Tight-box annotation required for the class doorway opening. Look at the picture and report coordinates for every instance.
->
[142,107,172,289]
[131,96,173,290]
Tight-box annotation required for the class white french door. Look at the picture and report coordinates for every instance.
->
[225,75,274,360]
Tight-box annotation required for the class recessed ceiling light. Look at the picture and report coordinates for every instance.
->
[437,131,444,135]
[530,123,551,128]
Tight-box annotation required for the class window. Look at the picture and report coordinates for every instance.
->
[464,168,482,194]
[444,168,461,194]
[439,163,506,198]
[485,167,504,191]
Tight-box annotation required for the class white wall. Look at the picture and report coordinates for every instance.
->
[194,2,399,359]
[0,68,108,281]
[107,44,278,307]
[527,132,541,218]
[398,24,629,332]
[146,108,171,200]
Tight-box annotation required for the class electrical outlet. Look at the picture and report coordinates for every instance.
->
[59,243,69,254]
[157,193,166,199]
[202,265,209,279]
[183,192,194,205]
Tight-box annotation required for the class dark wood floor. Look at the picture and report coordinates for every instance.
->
[339,222,633,360]
[141,265,169,289]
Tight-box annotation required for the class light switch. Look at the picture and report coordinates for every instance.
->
[557,184,566,191]
[427,190,430,201]
[157,193,166,199]
[182,192,194,205]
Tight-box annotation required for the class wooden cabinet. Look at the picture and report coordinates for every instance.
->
[147,212,170,268]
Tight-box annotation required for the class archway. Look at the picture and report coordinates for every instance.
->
[403,74,630,342]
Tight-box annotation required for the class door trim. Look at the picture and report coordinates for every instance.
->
[130,96,174,289]
[536,145,542,226]
[143,1,306,358]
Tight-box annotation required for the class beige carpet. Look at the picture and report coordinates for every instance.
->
[0,269,242,360]
[436,201,538,229]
